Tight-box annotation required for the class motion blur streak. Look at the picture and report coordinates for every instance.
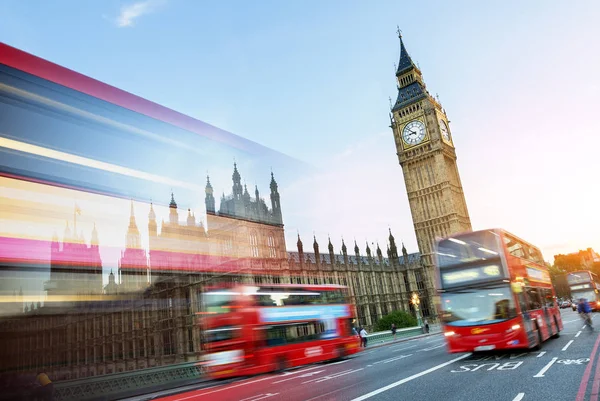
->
[0,136,200,191]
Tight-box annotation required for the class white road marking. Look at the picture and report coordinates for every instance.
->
[171,375,276,400]
[330,360,350,365]
[373,354,412,365]
[537,351,546,358]
[390,344,417,351]
[512,393,525,401]
[239,394,279,401]
[576,331,582,338]
[383,354,413,364]
[534,357,558,377]
[419,344,446,352]
[302,369,354,384]
[313,368,364,383]
[278,365,323,377]
[272,370,325,384]
[350,353,471,400]
[562,340,575,351]
[582,325,587,330]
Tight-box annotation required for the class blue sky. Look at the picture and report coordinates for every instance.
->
[2,0,600,262]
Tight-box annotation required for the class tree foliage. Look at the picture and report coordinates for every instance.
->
[553,253,584,272]
[374,310,417,332]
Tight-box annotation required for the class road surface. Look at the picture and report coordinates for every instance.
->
[148,309,599,401]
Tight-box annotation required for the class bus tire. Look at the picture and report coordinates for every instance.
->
[333,345,345,361]
[531,324,543,351]
[275,357,288,373]
[552,317,560,339]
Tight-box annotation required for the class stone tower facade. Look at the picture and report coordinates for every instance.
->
[389,32,472,314]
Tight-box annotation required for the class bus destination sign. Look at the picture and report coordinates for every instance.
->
[526,266,552,284]
[567,272,592,285]
[441,264,503,287]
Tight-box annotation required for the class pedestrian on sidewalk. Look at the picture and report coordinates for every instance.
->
[423,318,430,334]
[391,323,397,340]
[359,327,368,347]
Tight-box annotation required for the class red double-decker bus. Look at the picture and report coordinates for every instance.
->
[567,271,600,311]
[436,228,563,353]
[200,283,361,378]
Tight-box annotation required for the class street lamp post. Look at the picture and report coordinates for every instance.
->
[411,292,423,330]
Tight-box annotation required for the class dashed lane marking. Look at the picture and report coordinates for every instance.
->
[534,357,558,378]
[537,351,546,358]
[562,340,575,351]
[350,353,472,401]
[512,393,525,401]
[576,331,582,338]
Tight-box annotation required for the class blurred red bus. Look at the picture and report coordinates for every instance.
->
[566,271,600,311]
[199,283,361,378]
[436,228,562,353]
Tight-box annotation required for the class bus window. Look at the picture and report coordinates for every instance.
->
[504,236,526,259]
[525,288,542,310]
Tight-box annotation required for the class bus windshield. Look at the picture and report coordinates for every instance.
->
[437,230,502,269]
[440,284,517,326]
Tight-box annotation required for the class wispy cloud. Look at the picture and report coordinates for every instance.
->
[115,0,164,28]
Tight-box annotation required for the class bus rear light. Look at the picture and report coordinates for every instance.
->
[511,324,521,331]
[444,331,455,337]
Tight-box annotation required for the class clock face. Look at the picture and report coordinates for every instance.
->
[402,120,426,145]
[439,119,450,141]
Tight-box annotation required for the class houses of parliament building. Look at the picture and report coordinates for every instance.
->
[0,32,471,382]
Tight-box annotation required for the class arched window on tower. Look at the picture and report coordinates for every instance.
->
[249,231,259,258]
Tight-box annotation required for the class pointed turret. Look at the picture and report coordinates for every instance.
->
[313,235,320,261]
[376,243,383,261]
[396,30,419,76]
[232,163,243,199]
[388,228,398,259]
[91,223,99,247]
[270,171,282,224]
[297,233,304,265]
[392,31,427,112]
[328,236,334,254]
[255,185,260,201]
[127,201,141,249]
[187,209,195,226]
[366,242,372,259]
[148,203,157,237]
[169,193,178,224]
[341,239,347,255]
[205,175,216,214]
[63,221,72,243]
[354,240,360,257]
[402,242,408,258]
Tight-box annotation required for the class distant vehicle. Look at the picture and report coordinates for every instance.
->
[436,228,562,353]
[566,271,600,311]
[200,283,361,379]
[560,300,572,309]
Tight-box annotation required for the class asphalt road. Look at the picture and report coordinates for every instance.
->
[152,309,600,401]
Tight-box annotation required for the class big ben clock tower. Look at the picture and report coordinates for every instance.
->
[390,31,472,315]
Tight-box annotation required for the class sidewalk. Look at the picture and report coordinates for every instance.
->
[365,324,442,350]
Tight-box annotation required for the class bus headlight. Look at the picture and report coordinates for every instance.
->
[511,324,521,330]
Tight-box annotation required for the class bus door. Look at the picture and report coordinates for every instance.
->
[515,288,537,346]
[541,289,555,335]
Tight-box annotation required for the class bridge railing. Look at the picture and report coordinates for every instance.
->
[54,361,204,401]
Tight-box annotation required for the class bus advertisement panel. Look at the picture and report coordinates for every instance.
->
[200,284,361,378]
[436,229,562,353]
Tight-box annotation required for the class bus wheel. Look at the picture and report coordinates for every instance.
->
[552,317,560,339]
[333,345,345,361]
[531,324,543,351]
[275,357,288,373]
